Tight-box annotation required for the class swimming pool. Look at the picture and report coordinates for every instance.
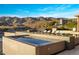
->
[3,36,65,55]
[8,36,52,46]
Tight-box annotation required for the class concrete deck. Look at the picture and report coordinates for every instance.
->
[57,45,79,55]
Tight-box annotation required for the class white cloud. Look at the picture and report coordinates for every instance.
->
[38,7,54,12]
[29,8,79,18]
[0,14,19,17]
[0,14,28,18]
[38,4,72,12]
[35,5,79,18]
[55,4,72,11]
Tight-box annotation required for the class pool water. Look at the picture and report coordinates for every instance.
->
[9,36,51,46]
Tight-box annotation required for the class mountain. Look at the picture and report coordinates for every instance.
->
[0,16,76,31]
[0,16,56,26]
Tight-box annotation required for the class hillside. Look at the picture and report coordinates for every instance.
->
[0,16,77,31]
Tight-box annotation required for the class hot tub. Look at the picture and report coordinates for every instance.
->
[3,36,65,55]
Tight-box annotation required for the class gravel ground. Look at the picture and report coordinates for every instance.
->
[57,45,79,55]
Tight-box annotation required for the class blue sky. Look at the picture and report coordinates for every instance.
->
[0,4,79,18]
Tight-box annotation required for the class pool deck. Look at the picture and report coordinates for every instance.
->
[57,45,79,55]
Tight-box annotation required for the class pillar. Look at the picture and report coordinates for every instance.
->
[75,15,79,32]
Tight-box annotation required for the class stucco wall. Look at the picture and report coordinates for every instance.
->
[77,17,79,32]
